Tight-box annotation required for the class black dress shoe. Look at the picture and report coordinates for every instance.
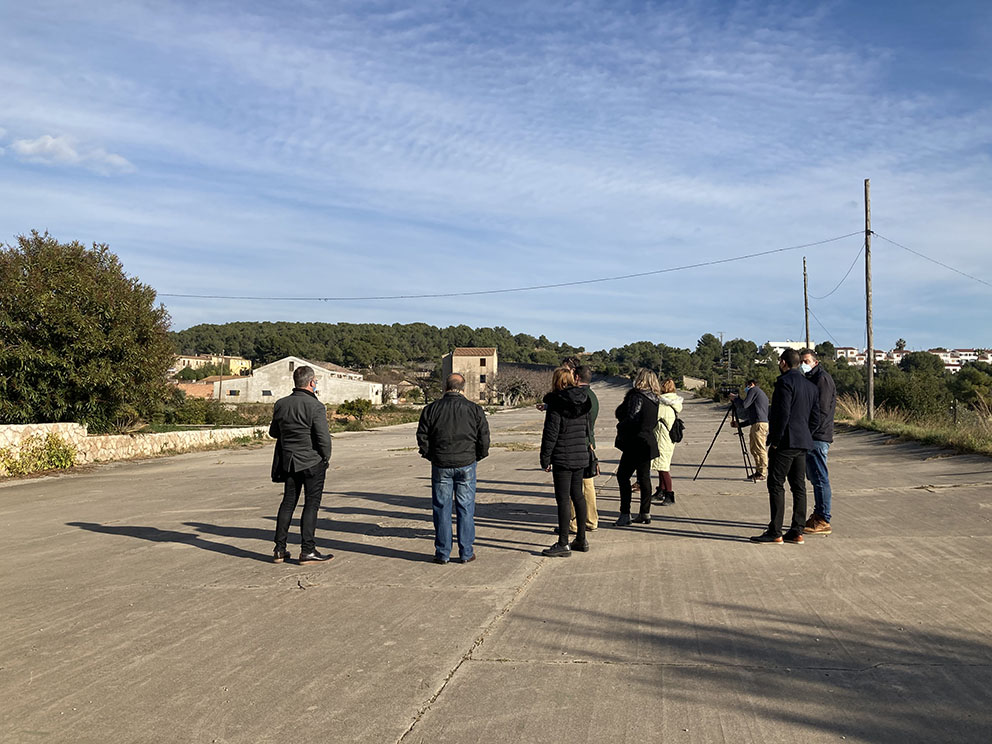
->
[542,542,572,557]
[298,550,333,565]
[459,555,476,564]
[632,513,652,524]
[569,539,590,552]
[273,548,291,564]
[433,556,450,564]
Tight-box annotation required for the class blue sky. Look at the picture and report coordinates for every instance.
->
[2,0,990,353]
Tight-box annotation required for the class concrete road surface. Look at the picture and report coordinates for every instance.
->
[2,382,991,743]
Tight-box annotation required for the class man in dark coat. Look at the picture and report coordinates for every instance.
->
[751,348,820,545]
[269,365,332,565]
[801,349,837,535]
[417,373,490,564]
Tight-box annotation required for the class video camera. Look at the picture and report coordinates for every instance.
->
[719,384,739,397]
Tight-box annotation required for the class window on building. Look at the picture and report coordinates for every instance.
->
[262,390,272,397]
[480,358,486,366]
[289,361,295,371]
[480,374,486,383]
[227,390,240,396]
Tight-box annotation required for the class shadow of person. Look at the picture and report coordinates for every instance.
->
[65,521,272,562]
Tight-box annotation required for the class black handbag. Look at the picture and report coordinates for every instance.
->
[583,446,599,478]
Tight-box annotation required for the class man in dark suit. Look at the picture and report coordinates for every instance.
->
[751,348,820,545]
[269,365,332,565]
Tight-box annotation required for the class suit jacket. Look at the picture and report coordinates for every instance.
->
[768,368,820,450]
[269,388,332,476]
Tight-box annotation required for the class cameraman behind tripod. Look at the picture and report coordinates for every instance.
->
[729,379,769,482]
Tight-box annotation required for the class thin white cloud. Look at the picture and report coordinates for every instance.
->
[11,134,135,174]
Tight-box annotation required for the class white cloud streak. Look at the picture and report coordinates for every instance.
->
[11,134,135,174]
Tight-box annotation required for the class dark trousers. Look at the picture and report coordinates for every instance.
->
[553,468,586,545]
[274,462,327,553]
[766,447,807,537]
[616,450,653,515]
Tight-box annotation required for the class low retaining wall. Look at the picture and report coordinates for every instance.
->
[0,423,268,474]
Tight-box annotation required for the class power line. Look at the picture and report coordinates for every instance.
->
[159,231,863,302]
[873,232,992,289]
[809,240,865,300]
[807,305,839,346]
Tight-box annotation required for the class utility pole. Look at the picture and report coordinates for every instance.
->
[865,179,874,420]
[803,256,810,350]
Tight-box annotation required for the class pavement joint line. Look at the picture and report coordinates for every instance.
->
[395,558,548,743]
[465,657,992,673]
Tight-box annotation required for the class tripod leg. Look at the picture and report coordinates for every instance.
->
[731,410,754,479]
[693,406,733,481]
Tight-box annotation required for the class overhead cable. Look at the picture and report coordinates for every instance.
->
[159,231,864,302]
[873,232,992,289]
[809,241,865,300]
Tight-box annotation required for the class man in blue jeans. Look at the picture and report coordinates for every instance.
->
[801,349,837,535]
[416,373,490,564]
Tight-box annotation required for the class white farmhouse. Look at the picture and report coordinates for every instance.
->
[213,356,382,405]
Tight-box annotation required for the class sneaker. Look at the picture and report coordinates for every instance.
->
[805,515,832,534]
[783,531,805,544]
[751,473,766,482]
[749,532,783,544]
[569,539,590,552]
[542,542,572,557]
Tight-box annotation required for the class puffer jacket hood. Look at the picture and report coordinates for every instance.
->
[544,386,592,419]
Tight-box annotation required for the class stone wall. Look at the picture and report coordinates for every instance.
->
[0,423,267,475]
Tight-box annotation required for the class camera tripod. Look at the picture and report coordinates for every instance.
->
[693,402,754,481]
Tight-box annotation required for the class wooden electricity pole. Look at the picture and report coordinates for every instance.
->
[803,256,810,349]
[865,179,874,420]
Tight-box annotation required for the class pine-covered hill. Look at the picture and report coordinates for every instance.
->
[170,321,584,369]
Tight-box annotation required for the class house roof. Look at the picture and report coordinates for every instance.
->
[310,359,360,376]
[452,347,497,356]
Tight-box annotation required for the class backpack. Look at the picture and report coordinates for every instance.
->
[669,414,685,443]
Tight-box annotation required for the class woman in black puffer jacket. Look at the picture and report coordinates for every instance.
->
[614,368,662,526]
[540,366,593,557]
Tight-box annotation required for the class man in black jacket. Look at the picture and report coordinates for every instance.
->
[416,373,490,564]
[730,379,770,481]
[801,349,837,535]
[269,365,332,565]
[751,349,820,545]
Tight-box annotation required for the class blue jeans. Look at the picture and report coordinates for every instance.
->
[806,440,832,522]
[431,462,477,561]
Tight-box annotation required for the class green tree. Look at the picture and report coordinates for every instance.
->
[899,351,945,376]
[0,231,175,432]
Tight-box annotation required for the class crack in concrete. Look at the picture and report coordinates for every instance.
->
[395,559,546,743]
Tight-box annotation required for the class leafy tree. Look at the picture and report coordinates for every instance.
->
[895,338,907,351]
[337,398,372,421]
[0,231,175,432]
[899,351,945,376]
[949,362,992,408]
[814,341,836,359]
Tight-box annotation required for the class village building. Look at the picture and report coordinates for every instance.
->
[172,353,252,376]
[211,356,382,404]
[442,347,498,402]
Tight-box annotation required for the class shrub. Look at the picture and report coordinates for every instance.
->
[0,433,77,476]
[337,399,373,421]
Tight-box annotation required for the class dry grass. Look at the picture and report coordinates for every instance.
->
[837,394,992,457]
[490,441,539,451]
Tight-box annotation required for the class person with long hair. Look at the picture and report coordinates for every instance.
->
[614,369,661,526]
[539,366,593,556]
[651,378,683,506]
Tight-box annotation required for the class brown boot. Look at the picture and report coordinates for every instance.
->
[804,515,832,535]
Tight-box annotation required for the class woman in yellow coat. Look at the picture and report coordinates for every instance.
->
[651,378,683,506]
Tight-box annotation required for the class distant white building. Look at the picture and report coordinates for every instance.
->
[213,356,382,404]
[767,340,814,357]
[832,346,991,374]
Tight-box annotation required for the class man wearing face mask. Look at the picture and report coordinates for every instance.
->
[800,349,837,535]
[751,348,819,545]
[269,365,332,565]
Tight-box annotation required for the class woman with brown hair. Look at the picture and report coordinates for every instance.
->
[651,377,684,506]
[613,369,661,525]
[539,366,593,556]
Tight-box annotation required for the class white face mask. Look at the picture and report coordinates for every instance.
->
[800,362,813,374]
